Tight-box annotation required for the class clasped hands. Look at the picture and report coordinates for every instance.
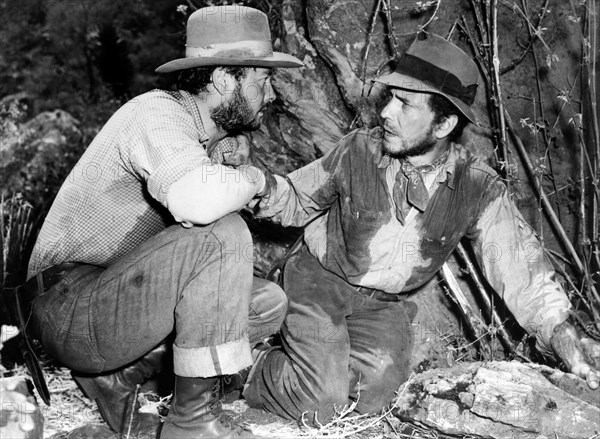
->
[218,133,277,199]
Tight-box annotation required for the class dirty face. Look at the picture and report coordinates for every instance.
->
[210,67,275,132]
[380,89,438,158]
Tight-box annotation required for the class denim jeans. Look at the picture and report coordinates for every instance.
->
[244,247,416,423]
[28,214,287,377]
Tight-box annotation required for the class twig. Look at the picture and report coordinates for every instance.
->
[520,0,561,220]
[418,0,441,32]
[440,262,492,358]
[546,250,600,326]
[505,112,580,269]
[506,111,600,305]
[490,0,510,191]
[455,243,515,354]
[125,384,141,439]
[353,0,384,129]
[584,0,600,273]
[381,0,399,58]
[447,19,459,40]
[500,35,535,75]
[360,0,383,91]
[500,0,552,52]
[469,0,488,44]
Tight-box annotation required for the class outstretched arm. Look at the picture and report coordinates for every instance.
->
[468,182,600,388]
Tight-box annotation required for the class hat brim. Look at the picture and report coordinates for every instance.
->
[156,52,303,73]
[374,72,477,125]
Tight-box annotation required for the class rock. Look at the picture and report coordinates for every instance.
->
[0,377,44,439]
[394,361,600,438]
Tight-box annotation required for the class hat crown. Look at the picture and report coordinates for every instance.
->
[373,33,480,124]
[155,5,303,72]
[187,6,271,50]
[406,34,478,86]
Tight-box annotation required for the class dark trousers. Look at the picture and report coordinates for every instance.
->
[244,247,416,423]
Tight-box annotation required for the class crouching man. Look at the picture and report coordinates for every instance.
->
[22,6,302,438]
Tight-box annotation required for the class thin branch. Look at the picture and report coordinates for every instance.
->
[381,0,399,58]
[418,0,441,32]
[546,250,600,332]
[446,19,460,40]
[360,0,383,92]
[500,0,551,52]
[506,111,600,307]
[520,0,560,219]
[455,243,515,354]
[440,262,492,358]
[500,35,536,75]
[490,0,510,191]
[469,0,488,44]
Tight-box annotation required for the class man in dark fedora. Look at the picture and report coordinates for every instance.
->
[23,5,301,438]
[243,33,600,423]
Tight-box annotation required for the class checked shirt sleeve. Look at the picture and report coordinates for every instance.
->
[467,183,572,355]
[122,94,210,207]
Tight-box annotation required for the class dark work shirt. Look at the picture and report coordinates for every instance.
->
[257,127,570,352]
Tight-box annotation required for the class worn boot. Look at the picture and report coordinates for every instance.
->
[160,375,260,438]
[220,367,251,404]
[72,343,169,436]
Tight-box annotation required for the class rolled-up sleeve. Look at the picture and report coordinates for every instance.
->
[121,94,210,206]
[468,184,572,354]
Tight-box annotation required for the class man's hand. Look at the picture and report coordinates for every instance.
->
[550,319,600,389]
[223,134,277,198]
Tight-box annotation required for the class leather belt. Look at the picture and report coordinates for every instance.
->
[356,286,401,302]
[19,262,82,315]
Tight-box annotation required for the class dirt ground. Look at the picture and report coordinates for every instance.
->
[30,363,436,439]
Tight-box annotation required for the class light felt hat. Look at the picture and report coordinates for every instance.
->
[156,5,303,73]
[374,33,479,124]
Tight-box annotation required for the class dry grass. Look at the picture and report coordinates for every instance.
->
[231,376,440,439]
[5,363,103,438]
[5,361,440,439]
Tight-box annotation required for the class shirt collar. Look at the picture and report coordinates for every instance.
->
[179,90,210,144]
[377,140,459,190]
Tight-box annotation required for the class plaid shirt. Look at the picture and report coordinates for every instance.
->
[28,90,237,278]
[257,127,571,352]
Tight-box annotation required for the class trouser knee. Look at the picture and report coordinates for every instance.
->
[352,365,409,415]
[248,279,288,344]
[207,212,252,256]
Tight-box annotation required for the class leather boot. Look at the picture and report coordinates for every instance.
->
[160,375,260,438]
[220,367,251,403]
[72,343,170,436]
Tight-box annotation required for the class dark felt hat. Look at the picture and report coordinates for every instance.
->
[374,33,479,124]
[156,5,303,73]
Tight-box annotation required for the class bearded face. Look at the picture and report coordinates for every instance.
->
[380,89,440,159]
[210,67,274,133]
[210,81,261,132]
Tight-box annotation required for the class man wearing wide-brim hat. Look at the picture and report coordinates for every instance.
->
[23,5,301,438]
[243,33,600,423]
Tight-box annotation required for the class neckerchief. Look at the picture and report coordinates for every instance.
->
[392,149,449,225]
